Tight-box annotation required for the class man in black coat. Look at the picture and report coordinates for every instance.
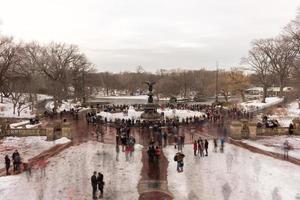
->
[97,172,104,198]
[91,171,98,199]
[5,155,10,175]
[204,139,209,156]
[12,150,20,172]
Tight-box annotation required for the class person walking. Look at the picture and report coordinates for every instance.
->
[193,141,198,156]
[5,155,10,175]
[283,140,290,159]
[155,146,161,159]
[97,172,104,199]
[91,171,98,199]
[220,138,225,153]
[175,152,185,172]
[198,139,204,157]
[163,131,168,147]
[204,139,209,156]
[12,150,20,173]
[213,138,218,152]
[288,123,294,135]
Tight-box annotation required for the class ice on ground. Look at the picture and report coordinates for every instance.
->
[243,135,300,160]
[98,107,206,122]
[239,97,283,112]
[0,136,70,168]
[0,142,143,200]
[164,143,300,200]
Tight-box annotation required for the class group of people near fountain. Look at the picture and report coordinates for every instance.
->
[115,125,136,161]
[84,102,253,128]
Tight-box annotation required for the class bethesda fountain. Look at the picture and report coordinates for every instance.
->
[141,81,162,121]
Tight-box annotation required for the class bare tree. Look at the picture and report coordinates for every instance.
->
[38,43,83,110]
[256,38,297,97]
[0,36,18,102]
[228,69,250,102]
[243,41,273,103]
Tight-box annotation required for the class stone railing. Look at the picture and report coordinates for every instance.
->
[0,122,72,140]
[1,128,47,139]
[230,119,300,140]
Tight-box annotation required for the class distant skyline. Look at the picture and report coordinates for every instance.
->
[0,0,299,72]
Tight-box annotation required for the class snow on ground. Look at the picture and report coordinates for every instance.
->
[164,143,300,200]
[97,95,149,100]
[0,142,143,200]
[98,107,206,122]
[0,136,70,169]
[243,135,300,160]
[239,97,283,112]
[9,120,42,129]
[266,101,300,127]
[0,97,35,118]
[36,94,52,102]
[10,120,30,128]
[45,100,81,112]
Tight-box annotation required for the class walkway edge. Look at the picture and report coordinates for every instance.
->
[229,138,300,166]
[0,141,73,176]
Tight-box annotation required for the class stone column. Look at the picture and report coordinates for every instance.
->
[229,120,243,140]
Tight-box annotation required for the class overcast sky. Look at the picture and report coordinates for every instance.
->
[0,0,299,72]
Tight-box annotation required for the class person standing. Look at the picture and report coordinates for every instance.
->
[193,141,198,156]
[163,131,168,147]
[204,139,209,156]
[283,140,290,159]
[12,150,20,172]
[198,139,204,157]
[213,138,218,152]
[91,171,98,199]
[97,172,104,199]
[220,138,225,153]
[5,155,10,175]
[288,123,294,135]
[175,152,185,172]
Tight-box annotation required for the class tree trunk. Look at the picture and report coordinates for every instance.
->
[262,86,267,103]
[29,93,34,110]
[240,90,246,102]
[224,93,228,103]
[279,79,284,97]
[13,103,16,114]
[17,107,21,116]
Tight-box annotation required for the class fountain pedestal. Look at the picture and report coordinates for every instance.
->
[141,103,162,121]
[141,81,162,122]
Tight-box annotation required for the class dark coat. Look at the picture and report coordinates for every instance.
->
[5,156,10,166]
[97,173,104,187]
[205,140,209,149]
[91,175,97,187]
[12,152,20,161]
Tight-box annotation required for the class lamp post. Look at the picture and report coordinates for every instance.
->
[215,61,219,104]
[82,70,86,105]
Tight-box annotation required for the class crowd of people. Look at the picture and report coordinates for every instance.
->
[115,125,136,161]
[83,102,253,128]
